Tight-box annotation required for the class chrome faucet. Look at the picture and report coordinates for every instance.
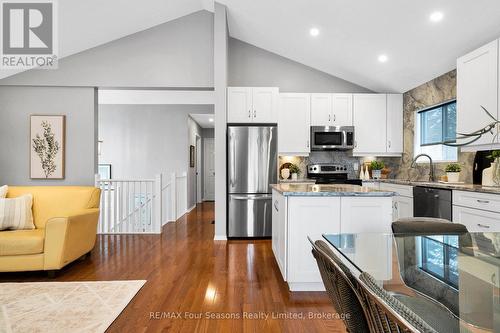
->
[410,154,435,182]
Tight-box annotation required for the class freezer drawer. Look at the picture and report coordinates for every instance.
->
[228,194,272,237]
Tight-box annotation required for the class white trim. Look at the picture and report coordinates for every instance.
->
[187,204,196,213]
[203,138,215,201]
[287,283,325,291]
[98,90,215,105]
[214,235,227,241]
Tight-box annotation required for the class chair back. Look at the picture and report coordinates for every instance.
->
[391,218,468,235]
[309,238,370,333]
[358,272,438,333]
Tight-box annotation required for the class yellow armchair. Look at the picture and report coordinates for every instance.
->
[0,186,101,273]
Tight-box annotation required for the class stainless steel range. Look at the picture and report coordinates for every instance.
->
[307,163,362,186]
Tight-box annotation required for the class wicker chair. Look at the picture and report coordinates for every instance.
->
[310,238,438,333]
[310,238,370,332]
[358,272,439,333]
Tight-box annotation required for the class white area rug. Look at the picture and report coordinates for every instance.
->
[0,280,146,333]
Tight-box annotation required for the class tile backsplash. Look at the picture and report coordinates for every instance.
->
[279,151,361,179]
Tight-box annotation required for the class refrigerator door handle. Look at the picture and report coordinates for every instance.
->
[231,195,272,200]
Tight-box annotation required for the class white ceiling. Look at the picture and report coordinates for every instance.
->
[220,0,500,92]
[190,113,215,128]
[0,0,210,80]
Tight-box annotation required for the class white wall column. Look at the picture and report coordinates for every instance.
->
[214,2,228,240]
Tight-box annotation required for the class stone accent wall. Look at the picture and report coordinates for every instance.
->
[381,70,475,182]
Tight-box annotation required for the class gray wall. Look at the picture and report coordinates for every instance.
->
[228,38,371,93]
[0,86,97,185]
[202,128,214,138]
[98,104,213,209]
[0,11,214,88]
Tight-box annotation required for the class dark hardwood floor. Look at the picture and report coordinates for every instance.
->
[0,202,346,333]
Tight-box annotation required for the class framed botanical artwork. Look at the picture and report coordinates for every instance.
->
[30,115,65,179]
[98,164,112,179]
[190,145,195,168]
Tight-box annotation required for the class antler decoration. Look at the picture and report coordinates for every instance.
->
[444,106,500,147]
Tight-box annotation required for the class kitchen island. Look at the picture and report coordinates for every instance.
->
[271,183,395,291]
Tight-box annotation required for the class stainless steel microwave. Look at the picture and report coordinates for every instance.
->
[310,126,355,151]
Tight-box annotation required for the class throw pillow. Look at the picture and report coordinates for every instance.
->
[0,194,35,231]
[0,185,7,198]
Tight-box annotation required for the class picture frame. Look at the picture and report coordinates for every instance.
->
[98,164,112,179]
[190,145,195,168]
[30,115,65,179]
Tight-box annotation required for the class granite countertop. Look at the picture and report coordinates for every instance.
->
[364,179,500,194]
[278,178,316,184]
[271,183,396,197]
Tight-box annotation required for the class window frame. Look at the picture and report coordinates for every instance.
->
[418,99,457,147]
[419,235,459,289]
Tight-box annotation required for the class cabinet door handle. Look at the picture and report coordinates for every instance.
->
[274,200,279,212]
[328,114,331,122]
[394,201,398,209]
[248,110,251,118]
[477,199,490,204]
[306,140,309,148]
[254,110,257,118]
[477,223,490,229]
[333,114,336,122]
[388,140,391,148]
[354,141,357,148]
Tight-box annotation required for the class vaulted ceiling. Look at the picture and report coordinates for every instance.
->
[2,0,500,93]
[220,0,500,92]
[0,0,211,80]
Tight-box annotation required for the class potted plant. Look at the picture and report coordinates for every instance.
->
[289,164,301,180]
[370,161,384,179]
[445,163,462,183]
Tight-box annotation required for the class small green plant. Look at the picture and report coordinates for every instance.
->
[288,164,301,175]
[487,150,500,161]
[370,160,385,170]
[445,163,461,173]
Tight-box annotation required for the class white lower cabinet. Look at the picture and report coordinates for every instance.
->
[394,196,414,220]
[272,193,393,291]
[272,190,287,278]
[378,183,414,221]
[287,197,341,290]
[453,205,500,232]
[340,197,393,233]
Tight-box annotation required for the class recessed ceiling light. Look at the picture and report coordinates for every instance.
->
[309,28,319,37]
[378,54,388,63]
[209,118,214,122]
[429,11,444,22]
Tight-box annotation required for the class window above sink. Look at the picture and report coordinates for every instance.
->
[414,100,458,162]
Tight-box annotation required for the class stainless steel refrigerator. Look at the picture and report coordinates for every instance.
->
[227,126,277,238]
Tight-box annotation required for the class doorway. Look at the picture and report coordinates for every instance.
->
[204,138,215,201]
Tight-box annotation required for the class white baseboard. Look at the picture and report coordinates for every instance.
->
[213,235,227,241]
[187,205,196,213]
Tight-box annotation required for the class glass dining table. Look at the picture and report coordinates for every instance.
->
[322,232,500,333]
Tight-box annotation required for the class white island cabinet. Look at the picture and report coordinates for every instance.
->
[271,184,394,291]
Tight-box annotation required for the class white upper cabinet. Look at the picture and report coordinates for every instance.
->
[333,93,353,126]
[311,93,353,126]
[278,93,311,154]
[457,40,499,147]
[386,94,404,153]
[227,87,278,123]
[311,94,332,126]
[227,87,252,123]
[353,94,387,154]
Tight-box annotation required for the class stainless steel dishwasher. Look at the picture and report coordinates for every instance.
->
[413,186,452,220]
